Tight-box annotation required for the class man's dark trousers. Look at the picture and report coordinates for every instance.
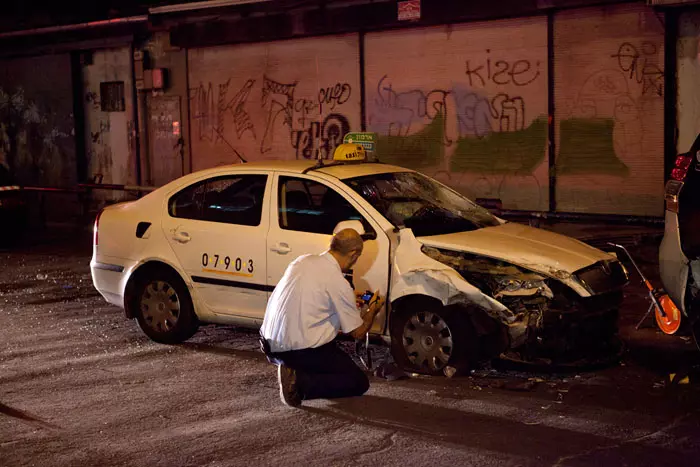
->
[272,340,370,400]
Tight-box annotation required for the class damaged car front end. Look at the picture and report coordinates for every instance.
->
[345,170,629,374]
[419,244,628,366]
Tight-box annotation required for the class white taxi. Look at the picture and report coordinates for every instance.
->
[91,144,629,374]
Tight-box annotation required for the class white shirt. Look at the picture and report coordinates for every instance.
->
[261,251,363,353]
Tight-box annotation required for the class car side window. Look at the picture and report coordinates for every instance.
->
[169,182,205,220]
[201,175,268,226]
[278,176,373,235]
[170,175,267,226]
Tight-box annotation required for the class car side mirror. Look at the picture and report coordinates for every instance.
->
[333,220,365,236]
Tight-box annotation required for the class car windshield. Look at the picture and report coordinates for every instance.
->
[345,172,501,237]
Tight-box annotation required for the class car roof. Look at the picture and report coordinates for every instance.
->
[200,160,413,180]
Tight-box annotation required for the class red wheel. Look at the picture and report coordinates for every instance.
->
[655,295,682,335]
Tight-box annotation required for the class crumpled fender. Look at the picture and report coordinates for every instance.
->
[390,228,529,347]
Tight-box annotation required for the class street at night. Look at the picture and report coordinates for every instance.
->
[2,229,700,466]
[4,1,700,466]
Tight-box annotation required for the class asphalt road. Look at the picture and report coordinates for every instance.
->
[2,231,700,467]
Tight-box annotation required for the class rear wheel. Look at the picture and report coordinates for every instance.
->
[133,268,199,344]
[390,298,476,376]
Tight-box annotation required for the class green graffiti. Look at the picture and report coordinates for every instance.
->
[557,118,629,176]
[375,112,445,168]
[451,116,548,174]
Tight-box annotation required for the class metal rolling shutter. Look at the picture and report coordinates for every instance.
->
[677,11,700,154]
[188,34,361,170]
[365,17,549,211]
[554,4,665,216]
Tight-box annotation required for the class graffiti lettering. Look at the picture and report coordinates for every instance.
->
[465,51,541,88]
[261,75,297,154]
[227,79,256,139]
[453,86,526,138]
[189,78,256,143]
[371,74,451,145]
[291,113,350,160]
[611,42,664,97]
[492,94,525,132]
[294,98,316,128]
[318,82,351,111]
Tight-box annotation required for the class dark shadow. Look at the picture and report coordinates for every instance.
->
[303,395,696,465]
[0,402,58,430]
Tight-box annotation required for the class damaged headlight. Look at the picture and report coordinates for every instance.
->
[493,277,553,299]
[421,245,554,300]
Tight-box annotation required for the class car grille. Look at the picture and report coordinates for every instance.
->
[575,260,628,295]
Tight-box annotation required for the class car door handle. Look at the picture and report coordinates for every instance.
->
[270,242,291,254]
[173,231,191,243]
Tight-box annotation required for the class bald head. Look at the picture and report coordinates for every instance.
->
[330,228,364,255]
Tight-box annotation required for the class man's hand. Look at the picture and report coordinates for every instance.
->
[350,290,384,340]
[354,290,366,309]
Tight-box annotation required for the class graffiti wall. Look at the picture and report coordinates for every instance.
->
[678,11,700,154]
[554,5,665,216]
[83,47,136,200]
[187,34,361,170]
[0,54,75,187]
[365,18,549,211]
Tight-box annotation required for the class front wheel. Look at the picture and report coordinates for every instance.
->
[133,268,199,344]
[390,299,476,376]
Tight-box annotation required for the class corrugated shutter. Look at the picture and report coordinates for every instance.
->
[187,34,361,171]
[365,17,549,211]
[554,5,665,216]
[677,11,700,153]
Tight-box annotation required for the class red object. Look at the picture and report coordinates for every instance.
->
[655,294,682,335]
[152,69,164,89]
[398,0,420,21]
[94,210,103,246]
[671,153,693,181]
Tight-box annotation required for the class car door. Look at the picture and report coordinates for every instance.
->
[266,172,390,334]
[162,172,271,319]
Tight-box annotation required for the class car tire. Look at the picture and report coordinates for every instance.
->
[133,267,199,344]
[390,298,476,376]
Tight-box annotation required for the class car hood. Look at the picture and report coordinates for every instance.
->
[417,222,614,276]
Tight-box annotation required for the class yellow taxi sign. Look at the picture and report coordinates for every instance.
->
[333,143,366,162]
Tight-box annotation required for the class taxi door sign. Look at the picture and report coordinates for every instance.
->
[333,143,367,161]
[343,132,376,152]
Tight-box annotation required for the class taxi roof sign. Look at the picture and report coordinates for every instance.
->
[333,143,366,162]
[343,132,376,152]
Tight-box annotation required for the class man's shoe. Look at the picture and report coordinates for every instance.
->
[278,364,302,407]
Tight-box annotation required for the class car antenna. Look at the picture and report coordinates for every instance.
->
[233,148,248,163]
[314,54,324,169]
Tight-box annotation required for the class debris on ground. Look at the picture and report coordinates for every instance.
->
[373,362,409,381]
